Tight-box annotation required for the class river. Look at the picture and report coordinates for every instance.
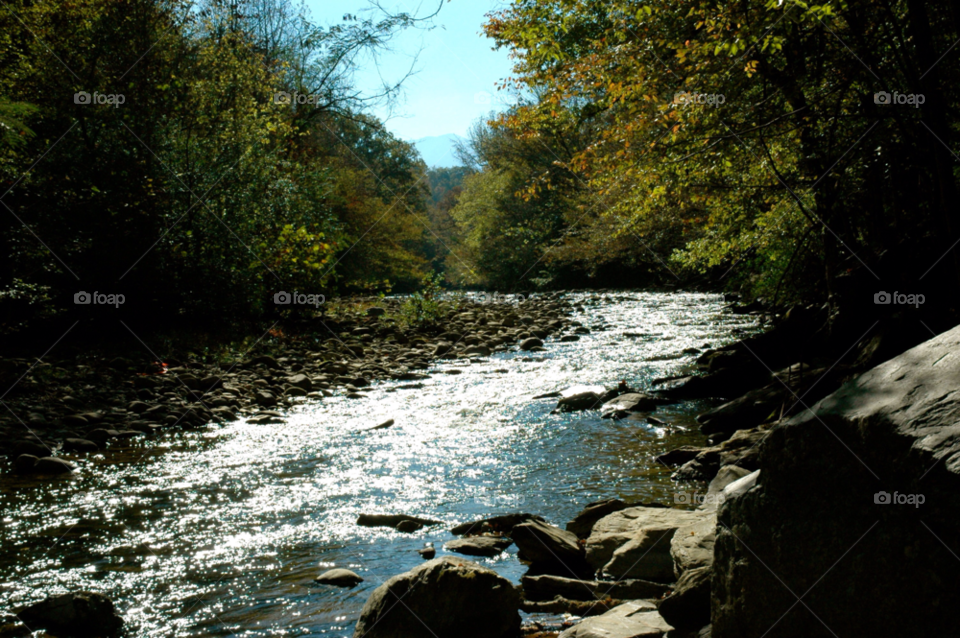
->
[0,291,758,636]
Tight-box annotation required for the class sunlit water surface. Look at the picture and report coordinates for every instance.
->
[1,292,758,636]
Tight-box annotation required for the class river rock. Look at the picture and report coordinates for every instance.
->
[713,323,960,638]
[558,601,673,638]
[286,374,312,391]
[445,536,513,557]
[670,512,716,576]
[522,574,670,602]
[463,345,491,357]
[315,568,363,587]
[512,519,584,567]
[451,513,545,536]
[16,591,123,637]
[600,393,664,419]
[585,506,704,571]
[557,385,607,412]
[32,457,76,475]
[566,499,629,538]
[353,556,520,638]
[602,524,677,582]
[520,337,543,350]
[357,514,442,531]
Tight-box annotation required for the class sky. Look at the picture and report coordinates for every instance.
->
[304,0,516,141]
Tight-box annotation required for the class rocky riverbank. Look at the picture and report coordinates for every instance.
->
[327,300,959,638]
[1,294,586,477]
[11,291,945,637]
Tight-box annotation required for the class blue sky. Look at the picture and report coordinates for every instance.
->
[304,1,515,141]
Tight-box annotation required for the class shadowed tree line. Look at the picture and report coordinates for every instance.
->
[0,0,450,344]
[449,0,960,313]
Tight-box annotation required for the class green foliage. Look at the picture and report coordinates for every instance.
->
[399,272,457,326]
[478,0,960,302]
[0,0,442,332]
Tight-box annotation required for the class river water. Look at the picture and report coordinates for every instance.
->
[0,292,757,636]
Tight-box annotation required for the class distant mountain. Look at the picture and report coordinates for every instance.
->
[413,134,466,168]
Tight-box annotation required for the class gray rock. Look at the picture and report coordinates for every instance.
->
[703,466,752,507]
[512,519,584,566]
[713,323,960,637]
[585,507,703,571]
[600,393,664,419]
[602,524,677,582]
[557,385,606,412]
[445,536,513,557]
[558,601,673,638]
[670,512,716,577]
[315,568,363,587]
[520,337,543,351]
[567,499,629,539]
[286,374,312,391]
[451,513,545,536]
[353,556,520,638]
[522,574,670,602]
[254,391,277,407]
[16,591,123,637]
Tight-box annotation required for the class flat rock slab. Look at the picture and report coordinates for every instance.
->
[356,514,443,531]
[445,536,513,557]
[600,393,664,419]
[586,506,705,570]
[512,519,584,566]
[315,568,364,587]
[451,513,545,536]
[521,574,670,602]
[558,601,673,638]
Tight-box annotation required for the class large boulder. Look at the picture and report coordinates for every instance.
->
[559,601,673,638]
[712,324,960,638]
[16,591,123,637]
[585,506,703,572]
[353,556,520,638]
[512,519,584,567]
[602,524,677,582]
